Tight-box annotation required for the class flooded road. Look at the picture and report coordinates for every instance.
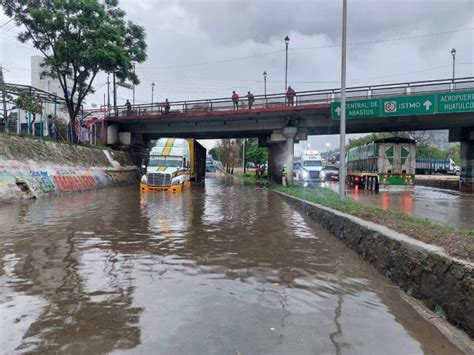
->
[324,182,474,230]
[0,174,462,354]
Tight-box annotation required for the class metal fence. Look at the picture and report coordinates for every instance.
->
[106,77,474,119]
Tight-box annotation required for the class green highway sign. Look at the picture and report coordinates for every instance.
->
[437,91,474,113]
[331,99,380,120]
[331,90,474,120]
[381,94,435,116]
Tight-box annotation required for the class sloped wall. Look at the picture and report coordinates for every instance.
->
[0,135,139,203]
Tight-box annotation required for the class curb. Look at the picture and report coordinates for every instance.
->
[273,189,474,340]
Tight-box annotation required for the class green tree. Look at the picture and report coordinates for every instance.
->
[1,0,147,142]
[16,93,43,134]
[209,145,225,162]
[245,138,268,164]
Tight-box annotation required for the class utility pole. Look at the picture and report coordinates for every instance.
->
[263,71,267,108]
[339,0,348,201]
[0,66,8,133]
[132,63,136,105]
[284,36,290,91]
[106,74,110,114]
[113,72,117,116]
[451,48,456,81]
[243,138,246,173]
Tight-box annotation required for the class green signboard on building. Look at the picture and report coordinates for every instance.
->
[331,90,474,120]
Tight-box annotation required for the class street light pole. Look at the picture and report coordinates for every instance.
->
[451,48,456,81]
[284,36,290,91]
[151,82,155,113]
[263,71,267,108]
[326,142,330,161]
[339,0,348,201]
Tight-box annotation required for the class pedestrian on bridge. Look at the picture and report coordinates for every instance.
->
[286,86,295,106]
[164,99,170,114]
[232,91,239,111]
[125,99,132,115]
[247,91,255,109]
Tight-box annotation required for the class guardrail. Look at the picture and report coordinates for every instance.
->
[104,77,474,118]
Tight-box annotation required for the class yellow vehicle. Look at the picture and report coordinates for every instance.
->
[140,138,205,193]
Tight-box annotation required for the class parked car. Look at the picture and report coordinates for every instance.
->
[322,165,339,181]
[247,162,256,169]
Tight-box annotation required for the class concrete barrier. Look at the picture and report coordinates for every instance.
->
[274,190,474,338]
[415,175,460,191]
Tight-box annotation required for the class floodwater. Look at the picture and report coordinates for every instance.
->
[324,182,474,230]
[0,174,463,354]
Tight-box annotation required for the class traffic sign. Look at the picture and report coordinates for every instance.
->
[381,94,435,117]
[437,91,474,113]
[331,99,380,120]
[331,90,474,120]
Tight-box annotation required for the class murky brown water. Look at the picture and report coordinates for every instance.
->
[0,173,463,354]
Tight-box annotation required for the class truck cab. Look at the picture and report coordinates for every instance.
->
[298,150,324,182]
[140,138,191,192]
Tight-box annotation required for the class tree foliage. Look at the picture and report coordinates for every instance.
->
[245,138,267,164]
[1,0,147,141]
[16,92,43,133]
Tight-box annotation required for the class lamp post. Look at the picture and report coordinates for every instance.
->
[263,71,267,107]
[151,82,155,113]
[451,48,456,81]
[326,142,330,161]
[339,0,347,201]
[284,36,290,91]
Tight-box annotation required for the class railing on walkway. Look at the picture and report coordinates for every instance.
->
[107,77,474,119]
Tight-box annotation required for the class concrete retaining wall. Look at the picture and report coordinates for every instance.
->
[416,176,460,191]
[274,190,474,338]
[0,135,139,203]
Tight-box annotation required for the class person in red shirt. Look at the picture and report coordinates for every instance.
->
[164,99,170,114]
[232,91,239,111]
[286,86,296,106]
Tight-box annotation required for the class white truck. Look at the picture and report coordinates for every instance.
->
[140,138,203,193]
[297,150,325,182]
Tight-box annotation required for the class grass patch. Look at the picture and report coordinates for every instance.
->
[273,184,474,262]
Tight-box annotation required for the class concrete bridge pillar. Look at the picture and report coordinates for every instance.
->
[266,127,307,184]
[450,127,474,193]
[268,142,287,184]
[460,129,474,193]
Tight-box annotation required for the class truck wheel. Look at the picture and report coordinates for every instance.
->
[455,170,460,176]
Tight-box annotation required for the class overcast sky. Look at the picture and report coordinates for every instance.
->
[1,0,473,152]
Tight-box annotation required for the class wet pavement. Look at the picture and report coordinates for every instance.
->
[0,173,463,354]
[324,182,474,230]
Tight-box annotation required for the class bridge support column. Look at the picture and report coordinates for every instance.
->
[267,127,305,184]
[450,127,474,193]
[460,129,474,193]
[268,142,287,184]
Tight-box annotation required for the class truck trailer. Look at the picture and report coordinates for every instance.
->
[415,158,460,175]
[140,138,206,192]
[347,137,416,191]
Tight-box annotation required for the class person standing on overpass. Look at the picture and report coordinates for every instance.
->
[125,99,132,115]
[164,99,170,114]
[286,86,295,106]
[247,91,255,109]
[232,91,239,111]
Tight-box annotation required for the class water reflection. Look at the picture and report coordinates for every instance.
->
[0,176,463,354]
[325,182,474,229]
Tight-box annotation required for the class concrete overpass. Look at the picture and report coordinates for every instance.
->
[105,77,474,192]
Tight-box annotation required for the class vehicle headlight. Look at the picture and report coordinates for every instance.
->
[140,174,147,183]
[302,170,309,178]
[320,171,326,179]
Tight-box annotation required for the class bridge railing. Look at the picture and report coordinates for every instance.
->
[106,77,474,118]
